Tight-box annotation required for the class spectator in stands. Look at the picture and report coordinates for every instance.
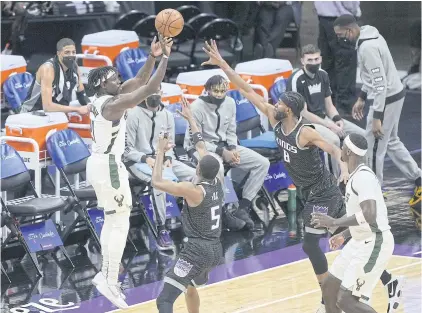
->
[314,1,361,116]
[287,44,364,177]
[184,75,270,231]
[124,85,196,250]
[19,38,90,114]
[255,1,301,58]
[408,19,421,75]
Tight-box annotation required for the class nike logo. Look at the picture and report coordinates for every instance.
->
[365,240,372,244]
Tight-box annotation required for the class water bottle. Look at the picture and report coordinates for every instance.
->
[287,184,297,237]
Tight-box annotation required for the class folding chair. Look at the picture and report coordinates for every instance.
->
[2,72,33,113]
[1,143,74,278]
[176,5,201,23]
[115,47,152,82]
[269,77,288,104]
[114,10,148,30]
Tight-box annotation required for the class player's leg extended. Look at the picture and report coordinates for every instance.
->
[337,231,394,313]
[185,285,200,313]
[321,273,342,313]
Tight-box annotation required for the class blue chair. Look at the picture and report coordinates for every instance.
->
[46,129,103,250]
[3,72,33,112]
[115,48,152,82]
[269,78,288,104]
[1,143,74,278]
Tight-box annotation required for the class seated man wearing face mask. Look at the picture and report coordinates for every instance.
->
[287,44,364,178]
[124,85,196,250]
[20,38,90,115]
[184,75,270,231]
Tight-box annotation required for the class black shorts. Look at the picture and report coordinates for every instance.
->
[164,239,222,292]
[298,175,345,234]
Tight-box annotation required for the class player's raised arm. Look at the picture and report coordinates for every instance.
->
[177,97,208,160]
[202,40,278,127]
[298,126,349,185]
[101,35,172,121]
[151,134,203,206]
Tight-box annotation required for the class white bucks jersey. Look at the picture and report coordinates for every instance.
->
[90,95,127,158]
[345,164,390,240]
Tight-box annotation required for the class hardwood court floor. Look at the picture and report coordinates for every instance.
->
[112,252,421,313]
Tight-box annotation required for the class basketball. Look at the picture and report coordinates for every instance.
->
[155,9,184,38]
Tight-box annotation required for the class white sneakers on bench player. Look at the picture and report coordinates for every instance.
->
[92,272,128,309]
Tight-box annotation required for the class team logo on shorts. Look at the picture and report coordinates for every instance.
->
[174,258,193,277]
[114,195,124,207]
[355,278,365,291]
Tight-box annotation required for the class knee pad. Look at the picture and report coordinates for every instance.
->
[156,283,183,313]
[302,233,328,275]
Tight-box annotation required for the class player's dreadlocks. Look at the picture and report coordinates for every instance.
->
[280,91,305,117]
[87,66,117,94]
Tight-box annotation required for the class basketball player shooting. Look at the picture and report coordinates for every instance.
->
[311,134,396,313]
[152,97,225,313]
[202,39,401,313]
[85,34,172,309]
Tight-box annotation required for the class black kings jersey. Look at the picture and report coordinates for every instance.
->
[182,178,224,241]
[274,117,330,188]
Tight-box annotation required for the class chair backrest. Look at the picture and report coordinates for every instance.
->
[177,5,201,23]
[227,90,261,134]
[46,129,91,175]
[3,72,34,111]
[172,23,196,46]
[132,15,157,39]
[166,103,188,146]
[0,143,31,191]
[115,48,151,82]
[115,10,148,30]
[187,13,217,32]
[198,18,239,42]
[269,78,287,104]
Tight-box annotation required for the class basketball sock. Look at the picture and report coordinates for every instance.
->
[319,282,325,304]
[380,270,392,286]
[100,212,112,275]
[104,210,130,285]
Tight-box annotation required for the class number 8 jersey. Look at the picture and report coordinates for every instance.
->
[182,178,225,241]
[274,117,329,188]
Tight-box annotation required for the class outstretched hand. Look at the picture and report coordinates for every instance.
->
[176,97,193,121]
[201,39,225,67]
[150,36,163,57]
[157,133,175,153]
[158,34,173,57]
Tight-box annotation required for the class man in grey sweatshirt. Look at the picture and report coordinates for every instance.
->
[333,15,421,210]
[124,87,196,250]
[184,75,270,230]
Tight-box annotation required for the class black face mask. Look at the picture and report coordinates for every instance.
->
[146,95,162,108]
[201,95,226,106]
[274,110,288,121]
[62,56,76,69]
[305,64,320,74]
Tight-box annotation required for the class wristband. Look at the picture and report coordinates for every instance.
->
[332,115,342,122]
[192,132,204,145]
[149,52,156,58]
[355,211,367,225]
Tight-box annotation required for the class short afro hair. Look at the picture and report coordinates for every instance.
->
[198,155,221,180]
[56,38,75,51]
[333,15,358,28]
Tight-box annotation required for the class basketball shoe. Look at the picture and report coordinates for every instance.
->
[92,272,128,309]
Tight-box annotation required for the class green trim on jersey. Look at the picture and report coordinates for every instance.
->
[364,231,383,273]
[109,154,120,190]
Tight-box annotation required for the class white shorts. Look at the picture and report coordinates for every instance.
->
[86,154,132,213]
[329,230,394,304]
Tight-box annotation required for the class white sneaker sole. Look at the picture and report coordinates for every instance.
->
[93,279,129,309]
[389,276,405,313]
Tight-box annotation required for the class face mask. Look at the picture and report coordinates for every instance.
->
[337,30,356,49]
[274,109,288,121]
[202,95,226,106]
[62,56,76,69]
[305,64,320,74]
[146,95,161,108]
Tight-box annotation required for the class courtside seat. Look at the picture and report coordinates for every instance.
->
[3,72,33,112]
[115,48,151,82]
[7,197,66,216]
[269,78,288,104]
[73,186,96,202]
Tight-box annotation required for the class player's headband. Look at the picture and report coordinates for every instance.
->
[94,70,115,87]
[344,135,367,156]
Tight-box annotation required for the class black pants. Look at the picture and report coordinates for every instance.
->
[318,16,357,115]
[256,4,294,49]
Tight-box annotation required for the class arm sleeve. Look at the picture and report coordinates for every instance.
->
[124,112,146,163]
[226,99,238,147]
[352,171,380,203]
[165,111,175,160]
[361,46,388,119]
